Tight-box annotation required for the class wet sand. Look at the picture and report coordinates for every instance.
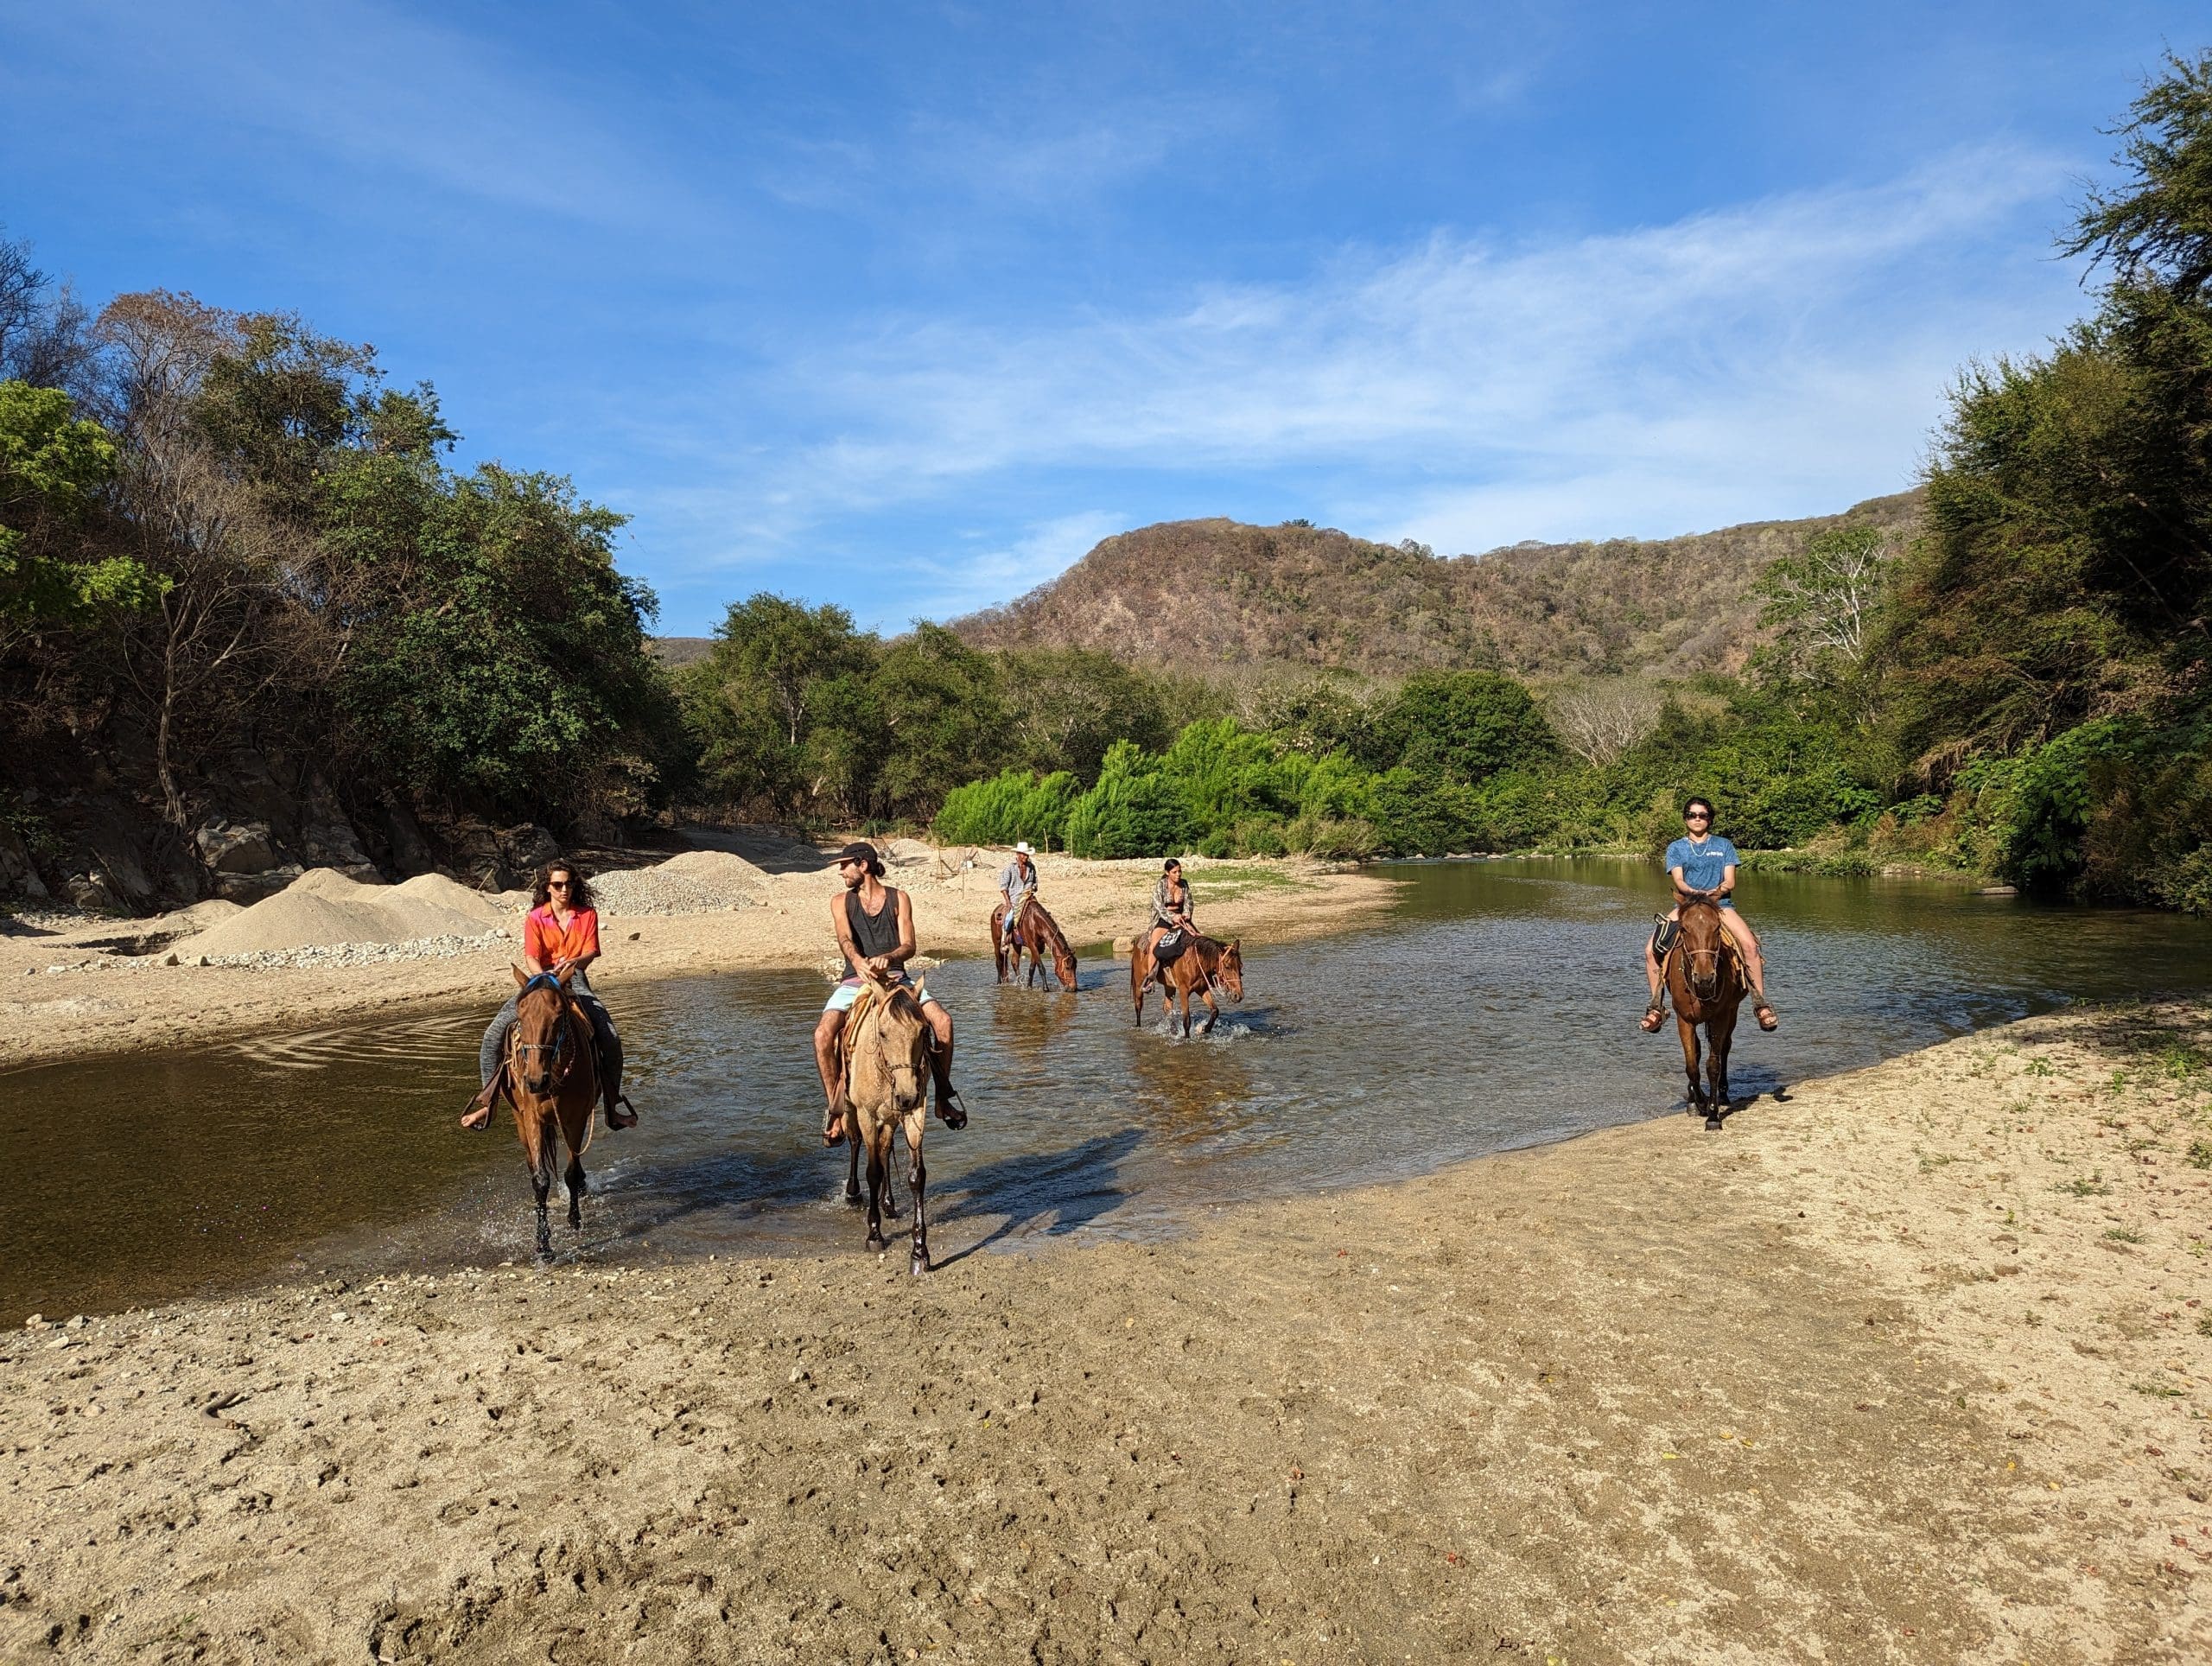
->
[5,999,2208,1662]
[0,852,1395,1071]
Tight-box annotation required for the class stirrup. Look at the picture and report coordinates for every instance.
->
[460,1074,501,1130]
[605,1091,638,1129]
[1639,1000,1667,1033]
[934,1085,968,1129]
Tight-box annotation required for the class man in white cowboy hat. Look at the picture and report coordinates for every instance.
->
[997,840,1039,957]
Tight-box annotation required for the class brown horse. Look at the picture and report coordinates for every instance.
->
[1130,931,1244,1036]
[503,968,599,1256]
[842,970,938,1274]
[992,896,1078,990]
[1663,898,1746,1129]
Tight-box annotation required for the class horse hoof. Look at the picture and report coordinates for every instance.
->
[843,1187,863,1207]
[911,1256,931,1276]
[865,1233,887,1252]
[1703,1116,1723,1130]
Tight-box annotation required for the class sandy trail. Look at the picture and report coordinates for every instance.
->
[0,849,1395,1071]
[4,1001,2208,1662]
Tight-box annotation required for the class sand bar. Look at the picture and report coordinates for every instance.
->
[3,1000,2208,1660]
[0,848,1397,1072]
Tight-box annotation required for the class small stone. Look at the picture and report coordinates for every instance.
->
[23,1313,42,1328]
[162,951,181,967]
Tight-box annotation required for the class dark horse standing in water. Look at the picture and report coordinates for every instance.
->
[1663,897,1746,1129]
[992,896,1078,990]
[500,967,600,1256]
[1130,932,1244,1036]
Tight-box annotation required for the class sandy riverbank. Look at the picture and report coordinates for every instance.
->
[0,847,1397,1072]
[4,1000,2209,1661]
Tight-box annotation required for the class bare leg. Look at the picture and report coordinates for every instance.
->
[1721,911,1777,1024]
[814,1008,849,1142]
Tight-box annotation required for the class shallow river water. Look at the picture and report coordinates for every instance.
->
[6,858,2209,1319]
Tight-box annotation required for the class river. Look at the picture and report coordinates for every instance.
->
[5,858,2207,1319]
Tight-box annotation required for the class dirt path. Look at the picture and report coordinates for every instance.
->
[0,851,1395,1071]
[4,1001,2207,1662]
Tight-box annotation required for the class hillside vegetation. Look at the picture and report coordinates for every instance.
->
[952,493,1923,680]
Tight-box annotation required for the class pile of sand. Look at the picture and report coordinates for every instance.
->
[588,850,767,917]
[175,869,512,958]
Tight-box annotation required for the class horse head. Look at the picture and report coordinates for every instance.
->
[857,973,931,1117]
[1214,940,1244,1002]
[1675,901,1729,1002]
[510,964,575,1097]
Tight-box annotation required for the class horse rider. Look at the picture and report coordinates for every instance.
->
[998,840,1039,954]
[1141,855,1198,984]
[815,840,966,1143]
[462,859,634,1130]
[1640,796,1778,1034]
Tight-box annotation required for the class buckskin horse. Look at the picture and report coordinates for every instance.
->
[1130,931,1244,1036]
[993,896,1078,990]
[842,968,938,1274]
[1662,897,1746,1129]
[500,967,599,1256]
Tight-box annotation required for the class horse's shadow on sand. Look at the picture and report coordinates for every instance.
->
[929,1126,1142,1269]
[1671,1062,1793,1125]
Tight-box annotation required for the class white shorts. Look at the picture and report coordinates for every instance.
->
[824,975,936,1013]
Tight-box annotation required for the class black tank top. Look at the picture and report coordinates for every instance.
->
[843,885,903,977]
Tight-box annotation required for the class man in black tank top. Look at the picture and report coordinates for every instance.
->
[813,841,965,1143]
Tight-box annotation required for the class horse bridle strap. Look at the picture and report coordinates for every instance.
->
[510,976,580,1087]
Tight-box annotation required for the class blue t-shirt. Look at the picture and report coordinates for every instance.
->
[1665,834,1740,898]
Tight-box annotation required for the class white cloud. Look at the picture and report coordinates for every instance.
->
[706,142,2080,559]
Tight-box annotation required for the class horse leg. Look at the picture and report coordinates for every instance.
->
[1708,1010,1738,1125]
[1131,948,1147,1027]
[906,1112,931,1275]
[863,1123,890,1251]
[565,1153,585,1230]
[846,1129,863,1205]
[1176,977,1192,1039]
[1676,1015,1705,1119]
[1198,983,1220,1036]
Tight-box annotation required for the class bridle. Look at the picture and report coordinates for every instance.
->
[1673,904,1733,996]
[847,980,927,1106]
[508,973,578,1093]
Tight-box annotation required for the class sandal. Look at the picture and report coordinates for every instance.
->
[1755,1002,1779,1032]
[1639,1000,1667,1033]
[823,1094,849,1146]
[934,1086,969,1130]
[605,1094,639,1131]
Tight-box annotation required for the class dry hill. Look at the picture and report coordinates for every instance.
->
[952,490,1923,680]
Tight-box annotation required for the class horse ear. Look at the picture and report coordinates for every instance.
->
[512,963,527,987]
[556,966,575,987]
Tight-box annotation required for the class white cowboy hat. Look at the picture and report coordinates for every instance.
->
[1013,840,1035,855]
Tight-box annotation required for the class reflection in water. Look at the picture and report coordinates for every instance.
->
[4,858,2208,1319]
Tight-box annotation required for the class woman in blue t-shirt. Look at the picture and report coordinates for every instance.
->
[1639,796,1778,1033]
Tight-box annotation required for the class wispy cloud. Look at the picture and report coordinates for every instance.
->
[684,142,2077,569]
[9,0,705,229]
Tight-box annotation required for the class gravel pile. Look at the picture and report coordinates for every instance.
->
[27,930,512,976]
[589,850,767,917]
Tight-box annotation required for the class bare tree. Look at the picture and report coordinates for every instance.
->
[1754,525,1898,671]
[1547,677,1659,767]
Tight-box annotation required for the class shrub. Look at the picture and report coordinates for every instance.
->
[933,767,1081,849]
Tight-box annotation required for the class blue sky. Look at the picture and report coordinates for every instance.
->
[1,2,2201,633]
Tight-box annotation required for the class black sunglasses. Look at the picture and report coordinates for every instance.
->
[1684,812,1711,822]
[548,879,574,888]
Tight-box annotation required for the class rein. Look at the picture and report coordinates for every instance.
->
[509,975,579,1092]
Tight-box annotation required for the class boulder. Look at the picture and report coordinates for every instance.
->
[197,820,279,876]
[502,823,563,874]
[0,826,48,900]
[380,803,437,876]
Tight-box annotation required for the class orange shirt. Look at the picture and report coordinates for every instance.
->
[524,905,600,968]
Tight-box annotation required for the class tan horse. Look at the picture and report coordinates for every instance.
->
[842,970,938,1274]
[1130,932,1244,1036]
[503,968,599,1256]
[1663,897,1746,1129]
[992,895,1078,990]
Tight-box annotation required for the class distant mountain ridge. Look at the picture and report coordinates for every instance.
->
[947,491,1924,681]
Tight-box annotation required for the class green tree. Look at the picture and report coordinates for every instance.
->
[0,380,160,633]
[683,594,878,811]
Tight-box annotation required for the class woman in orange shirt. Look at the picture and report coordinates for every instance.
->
[467,860,633,1129]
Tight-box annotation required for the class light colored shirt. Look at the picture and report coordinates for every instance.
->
[1664,835,1741,895]
[999,858,1036,908]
